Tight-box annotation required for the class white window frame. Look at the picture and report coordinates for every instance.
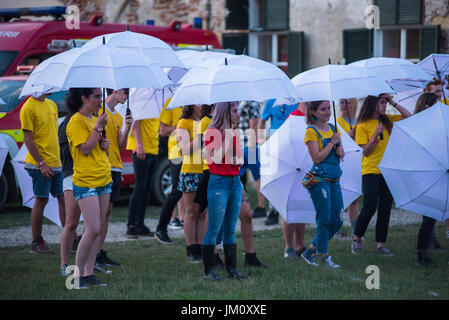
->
[373,26,420,63]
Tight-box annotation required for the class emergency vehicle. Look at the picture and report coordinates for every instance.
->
[0,6,221,209]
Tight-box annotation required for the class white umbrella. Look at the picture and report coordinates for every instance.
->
[19,56,63,98]
[379,102,449,222]
[24,44,172,90]
[418,54,449,79]
[167,56,300,109]
[393,86,449,113]
[260,115,362,223]
[0,135,8,175]
[349,57,432,92]
[291,64,394,103]
[82,31,184,68]
[176,49,236,69]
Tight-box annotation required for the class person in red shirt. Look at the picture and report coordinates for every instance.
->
[202,102,247,281]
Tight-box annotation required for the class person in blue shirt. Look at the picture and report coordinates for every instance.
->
[258,99,307,259]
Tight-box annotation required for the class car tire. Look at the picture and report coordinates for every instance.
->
[150,157,172,206]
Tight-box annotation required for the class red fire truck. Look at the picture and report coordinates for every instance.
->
[0,6,221,209]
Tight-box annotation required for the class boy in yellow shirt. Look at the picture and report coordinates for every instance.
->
[20,94,65,254]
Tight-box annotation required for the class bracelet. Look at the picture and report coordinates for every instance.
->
[94,127,102,134]
[38,161,44,167]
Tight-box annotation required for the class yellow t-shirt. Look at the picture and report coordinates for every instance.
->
[304,124,338,151]
[66,112,112,188]
[199,116,212,171]
[98,105,123,170]
[20,97,61,168]
[336,116,356,134]
[355,114,402,175]
[159,99,182,160]
[126,118,159,155]
[177,118,203,173]
[441,98,449,105]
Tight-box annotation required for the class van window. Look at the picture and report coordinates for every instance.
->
[0,51,18,76]
[47,91,68,117]
[0,79,25,112]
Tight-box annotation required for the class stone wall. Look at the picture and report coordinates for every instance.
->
[423,0,449,54]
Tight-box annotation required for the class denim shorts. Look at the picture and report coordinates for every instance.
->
[177,172,202,193]
[26,168,63,198]
[73,182,112,201]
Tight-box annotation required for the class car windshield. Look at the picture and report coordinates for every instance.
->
[0,51,18,76]
[0,80,25,112]
[0,79,68,116]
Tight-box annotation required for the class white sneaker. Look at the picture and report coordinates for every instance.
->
[322,255,340,269]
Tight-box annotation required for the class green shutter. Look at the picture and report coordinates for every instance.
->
[225,0,249,30]
[343,29,373,64]
[288,31,304,76]
[375,0,397,26]
[398,0,422,25]
[222,33,248,55]
[420,25,440,60]
[263,0,289,31]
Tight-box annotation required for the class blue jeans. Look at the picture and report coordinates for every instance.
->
[239,146,261,181]
[308,180,343,254]
[203,174,242,246]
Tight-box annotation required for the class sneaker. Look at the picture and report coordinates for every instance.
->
[252,207,267,218]
[72,276,89,290]
[125,226,139,239]
[94,263,112,274]
[334,232,351,241]
[83,275,107,287]
[321,255,340,269]
[100,250,120,267]
[137,225,154,237]
[295,247,306,258]
[71,235,82,254]
[301,247,318,266]
[377,247,394,257]
[416,250,434,267]
[244,252,266,268]
[186,245,201,263]
[284,247,299,260]
[60,264,71,277]
[351,239,362,255]
[264,210,279,225]
[30,237,52,254]
[168,218,183,230]
[155,230,174,245]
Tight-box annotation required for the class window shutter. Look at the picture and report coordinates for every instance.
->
[398,0,422,25]
[343,29,373,64]
[225,0,249,30]
[420,25,440,60]
[375,0,397,26]
[288,31,304,76]
[263,0,289,31]
[222,33,248,55]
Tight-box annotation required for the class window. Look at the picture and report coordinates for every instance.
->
[0,51,18,76]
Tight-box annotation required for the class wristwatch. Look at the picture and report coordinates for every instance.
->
[94,127,102,133]
[38,161,44,167]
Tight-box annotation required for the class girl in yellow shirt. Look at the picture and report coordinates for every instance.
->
[66,87,111,289]
[176,104,206,263]
[352,94,411,256]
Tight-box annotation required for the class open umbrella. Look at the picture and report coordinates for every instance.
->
[82,30,184,68]
[349,57,432,92]
[167,56,300,109]
[259,115,362,223]
[379,102,449,221]
[176,49,235,69]
[393,86,449,113]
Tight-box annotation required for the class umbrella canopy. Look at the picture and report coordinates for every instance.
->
[82,31,184,68]
[291,64,393,103]
[176,49,235,69]
[349,57,432,92]
[0,97,5,105]
[23,45,172,90]
[379,102,449,222]
[393,86,449,113]
[167,56,300,109]
[418,54,449,79]
[0,135,8,175]
[260,115,362,223]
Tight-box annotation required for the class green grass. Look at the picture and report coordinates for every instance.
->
[0,223,448,300]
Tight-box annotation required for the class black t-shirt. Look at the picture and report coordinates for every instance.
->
[58,116,73,179]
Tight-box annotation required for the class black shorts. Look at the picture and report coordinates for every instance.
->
[194,169,210,213]
[110,171,122,203]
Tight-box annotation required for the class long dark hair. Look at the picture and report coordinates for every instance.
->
[179,104,197,120]
[306,100,326,125]
[65,88,95,119]
[357,95,393,134]
[200,104,213,119]
[414,93,439,114]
